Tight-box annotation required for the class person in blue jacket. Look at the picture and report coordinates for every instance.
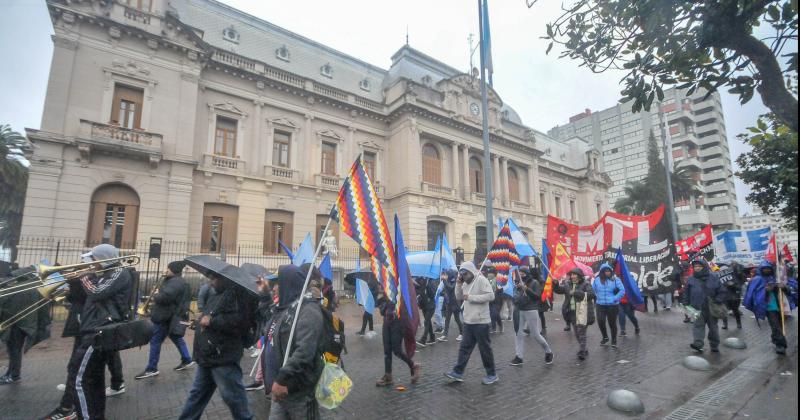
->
[592,263,625,348]
[743,260,798,355]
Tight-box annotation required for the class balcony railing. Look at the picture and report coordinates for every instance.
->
[421,182,455,197]
[202,154,246,172]
[315,173,341,189]
[86,120,162,148]
[265,165,299,182]
[511,200,531,210]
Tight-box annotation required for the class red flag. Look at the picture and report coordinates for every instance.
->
[783,244,795,263]
[542,243,575,301]
[764,234,778,264]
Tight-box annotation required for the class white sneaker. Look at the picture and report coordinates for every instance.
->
[57,383,66,391]
[456,335,463,341]
[105,384,126,397]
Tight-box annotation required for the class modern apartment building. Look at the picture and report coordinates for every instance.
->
[740,212,798,257]
[548,88,740,238]
[19,0,609,264]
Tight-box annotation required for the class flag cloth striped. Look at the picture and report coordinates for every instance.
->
[334,156,398,299]
[370,255,396,303]
[487,221,521,284]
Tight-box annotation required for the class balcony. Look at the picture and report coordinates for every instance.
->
[705,195,731,207]
[699,146,726,159]
[705,182,731,194]
[77,119,162,167]
[202,154,246,174]
[702,169,731,182]
[702,157,725,170]
[315,173,341,190]
[421,182,456,198]
[676,209,711,226]
[676,156,701,169]
[264,165,299,183]
[708,209,739,226]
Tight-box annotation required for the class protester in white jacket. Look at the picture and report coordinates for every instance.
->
[444,261,498,385]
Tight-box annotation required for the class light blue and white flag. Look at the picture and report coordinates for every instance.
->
[440,235,457,271]
[406,251,440,279]
[292,233,315,266]
[507,218,537,258]
[715,227,772,265]
[355,278,375,315]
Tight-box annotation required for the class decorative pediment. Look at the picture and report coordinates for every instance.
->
[209,101,247,118]
[317,129,343,142]
[358,140,383,151]
[269,117,298,130]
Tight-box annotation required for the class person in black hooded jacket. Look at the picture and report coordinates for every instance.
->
[178,272,253,420]
[265,264,325,419]
[681,258,723,353]
[136,260,194,380]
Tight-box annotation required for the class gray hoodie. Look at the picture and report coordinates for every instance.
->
[455,261,495,324]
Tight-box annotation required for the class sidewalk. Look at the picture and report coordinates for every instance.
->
[1,303,797,419]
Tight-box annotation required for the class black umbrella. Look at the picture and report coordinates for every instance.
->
[240,263,271,280]
[184,255,259,296]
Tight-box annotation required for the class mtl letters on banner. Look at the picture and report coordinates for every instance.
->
[546,204,679,294]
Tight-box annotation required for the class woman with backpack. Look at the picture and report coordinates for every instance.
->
[509,269,554,366]
[554,268,595,360]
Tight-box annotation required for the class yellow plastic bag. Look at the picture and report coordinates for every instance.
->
[315,362,352,410]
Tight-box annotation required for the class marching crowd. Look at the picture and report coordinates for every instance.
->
[1,243,798,420]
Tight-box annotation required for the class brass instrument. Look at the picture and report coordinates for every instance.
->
[136,274,167,317]
[0,256,140,331]
[0,256,140,300]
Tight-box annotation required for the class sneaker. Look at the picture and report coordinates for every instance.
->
[490,328,497,334]
[509,356,524,366]
[56,384,66,391]
[635,328,641,335]
[245,381,265,391]
[600,338,609,346]
[611,342,618,349]
[776,346,787,355]
[683,317,692,324]
[481,375,499,385]
[416,340,427,348]
[105,384,126,397]
[545,352,554,364]
[437,335,448,342]
[444,371,464,382]
[620,330,627,336]
[456,335,463,341]
[665,307,671,311]
[434,328,444,334]
[40,407,78,420]
[134,370,160,380]
[174,361,196,371]
[355,331,365,336]
[721,324,728,330]
[710,348,720,353]
[577,351,586,361]
[426,339,437,346]
[540,328,547,336]
[0,374,20,385]
[563,326,571,332]
[690,343,704,353]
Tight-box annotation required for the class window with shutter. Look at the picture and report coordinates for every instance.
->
[264,210,294,254]
[214,116,237,157]
[321,142,336,175]
[110,84,144,129]
[469,157,483,194]
[273,131,291,167]
[87,184,140,248]
[421,144,441,185]
[201,204,238,252]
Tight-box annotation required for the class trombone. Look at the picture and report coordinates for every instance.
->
[0,256,140,300]
[136,274,167,317]
[0,256,140,331]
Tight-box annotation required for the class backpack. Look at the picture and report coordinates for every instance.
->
[319,307,347,365]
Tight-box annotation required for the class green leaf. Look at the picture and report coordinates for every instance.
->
[767,5,781,21]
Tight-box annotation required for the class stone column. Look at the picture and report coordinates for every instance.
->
[264,120,274,170]
[252,100,262,176]
[461,145,470,199]
[527,163,536,208]
[500,157,510,206]
[347,126,357,176]
[304,114,314,183]
[451,142,460,195]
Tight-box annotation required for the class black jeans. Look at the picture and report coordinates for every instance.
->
[453,324,495,376]
[60,337,82,410]
[4,326,25,379]
[489,300,503,331]
[420,310,435,342]
[722,300,742,328]
[595,304,619,342]
[766,311,787,349]
[359,312,373,333]
[383,318,414,375]
[443,305,463,336]
[643,295,658,312]
[538,309,547,331]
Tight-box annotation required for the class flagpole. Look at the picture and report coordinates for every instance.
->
[478,0,495,252]
[282,204,336,366]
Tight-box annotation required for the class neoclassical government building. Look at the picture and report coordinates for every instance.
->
[21,0,610,259]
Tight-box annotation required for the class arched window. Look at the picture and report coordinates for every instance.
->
[508,168,520,202]
[422,144,442,185]
[427,220,447,251]
[469,157,483,194]
[87,183,140,248]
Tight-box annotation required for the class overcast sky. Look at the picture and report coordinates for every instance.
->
[2,0,777,215]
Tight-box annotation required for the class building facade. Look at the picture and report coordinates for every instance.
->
[21,0,609,263]
[740,212,798,257]
[548,87,739,238]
